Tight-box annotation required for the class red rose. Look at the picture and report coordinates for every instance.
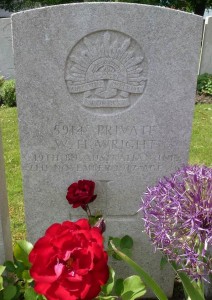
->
[29,219,109,300]
[66,180,97,208]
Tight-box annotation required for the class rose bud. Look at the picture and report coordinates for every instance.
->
[94,217,106,234]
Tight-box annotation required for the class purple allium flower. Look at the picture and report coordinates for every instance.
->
[141,165,212,281]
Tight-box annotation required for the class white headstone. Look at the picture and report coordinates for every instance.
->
[0,10,11,18]
[12,4,203,297]
[0,128,13,263]
[199,16,212,74]
[0,18,14,79]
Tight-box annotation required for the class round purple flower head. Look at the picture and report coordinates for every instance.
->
[141,165,212,281]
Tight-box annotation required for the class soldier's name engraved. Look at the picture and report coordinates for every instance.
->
[53,138,157,150]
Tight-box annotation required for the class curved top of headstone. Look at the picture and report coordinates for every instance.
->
[12,2,203,116]
[12,2,202,19]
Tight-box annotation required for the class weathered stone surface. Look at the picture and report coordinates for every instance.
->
[12,4,203,297]
[0,129,13,263]
[0,18,14,79]
[199,16,212,74]
[0,10,11,18]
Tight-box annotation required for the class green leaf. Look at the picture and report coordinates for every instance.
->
[24,287,38,300]
[22,270,33,283]
[0,277,3,291]
[36,295,47,300]
[0,267,5,292]
[108,237,132,259]
[114,278,124,296]
[101,267,115,295]
[3,285,17,300]
[14,240,33,267]
[110,240,168,300]
[2,275,14,285]
[112,252,122,261]
[0,291,3,300]
[108,237,122,260]
[171,262,205,300]
[14,261,26,279]
[88,216,99,226]
[4,261,16,273]
[160,256,168,270]
[121,248,132,258]
[37,295,47,300]
[108,237,121,251]
[0,267,5,276]
[12,285,21,300]
[120,235,133,249]
[97,297,116,300]
[121,275,146,300]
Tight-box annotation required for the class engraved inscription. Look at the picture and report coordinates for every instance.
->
[65,30,148,114]
[23,123,182,175]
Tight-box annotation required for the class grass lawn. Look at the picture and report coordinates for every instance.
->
[189,104,212,165]
[0,104,211,243]
[0,107,26,243]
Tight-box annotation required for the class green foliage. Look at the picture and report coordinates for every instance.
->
[2,285,17,300]
[121,275,146,299]
[114,278,124,296]
[197,73,212,96]
[0,77,4,87]
[110,239,168,300]
[0,80,16,107]
[108,236,133,261]
[0,76,5,106]
[120,235,133,249]
[99,268,146,299]
[24,287,40,300]
[189,104,212,166]
[0,107,25,244]
[0,0,82,12]
[0,266,6,291]
[101,268,115,295]
[0,240,46,300]
[171,262,205,300]
[160,0,212,15]
[98,236,146,299]
[14,240,33,267]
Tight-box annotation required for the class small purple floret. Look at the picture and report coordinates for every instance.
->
[141,165,212,281]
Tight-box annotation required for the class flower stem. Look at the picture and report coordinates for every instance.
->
[171,262,205,300]
[87,204,92,217]
[110,240,168,300]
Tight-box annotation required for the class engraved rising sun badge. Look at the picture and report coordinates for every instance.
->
[65,30,147,113]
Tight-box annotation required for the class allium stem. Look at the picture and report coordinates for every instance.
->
[171,262,205,300]
[110,240,168,300]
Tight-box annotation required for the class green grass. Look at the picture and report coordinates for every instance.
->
[189,104,212,166]
[0,105,211,243]
[0,107,26,243]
